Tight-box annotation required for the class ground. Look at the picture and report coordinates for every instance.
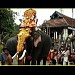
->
[0,56,74,66]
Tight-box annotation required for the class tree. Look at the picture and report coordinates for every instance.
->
[0,8,15,44]
[9,23,20,37]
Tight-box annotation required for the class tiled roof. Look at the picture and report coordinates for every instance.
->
[46,18,69,27]
[58,11,75,27]
[42,11,75,28]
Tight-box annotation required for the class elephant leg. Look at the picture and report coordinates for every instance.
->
[37,57,40,65]
[31,43,42,65]
[37,57,42,65]
[42,43,51,65]
[31,52,41,65]
[31,57,42,65]
[31,60,36,65]
[37,57,46,65]
[25,57,30,65]
[43,57,47,65]
[37,60,40,65]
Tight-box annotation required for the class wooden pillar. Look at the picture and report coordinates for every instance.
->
[54,32,56,48]
[59,34,61,40]
[49,27,50,37]
[63,29,65,41]
[59,34,61,49]
[63,28,68,41]
[71,42,73,53]
[65,29,68,37]
[65,29,68,47]
[54,32,55,40]
[47,26,48,35]
[56,31,57,40]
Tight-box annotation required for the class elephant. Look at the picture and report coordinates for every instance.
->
[29,30,52,65]
[22,29,52,65]
[5,28,52,65]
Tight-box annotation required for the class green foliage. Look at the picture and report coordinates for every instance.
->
[9,24,20,37]
[0,8,14,34]
[0,44,4,53]
[0,8,19,44]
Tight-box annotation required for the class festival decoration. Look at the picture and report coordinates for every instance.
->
[20,8,37,28]
[17,28,31,52]
[17,8,37,53]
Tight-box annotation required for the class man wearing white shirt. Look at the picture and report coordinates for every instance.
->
[62,48,70,65]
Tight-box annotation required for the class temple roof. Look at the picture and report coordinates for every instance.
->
[42,11,75,28]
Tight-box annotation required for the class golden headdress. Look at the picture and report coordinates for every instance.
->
[24,8,36,19]
[20,8,37,28]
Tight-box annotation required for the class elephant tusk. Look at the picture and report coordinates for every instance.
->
[19,50,26,60]
[12,52,19,59]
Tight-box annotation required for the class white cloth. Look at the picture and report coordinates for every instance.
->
[63,57,68,62]
[62,51,65,54]
[63,50,70,62]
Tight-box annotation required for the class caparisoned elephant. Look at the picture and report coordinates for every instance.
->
[5,29,52,65]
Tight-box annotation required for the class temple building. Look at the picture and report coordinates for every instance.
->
[39,11,75,51]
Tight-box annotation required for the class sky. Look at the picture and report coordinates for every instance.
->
[11,8,75,26]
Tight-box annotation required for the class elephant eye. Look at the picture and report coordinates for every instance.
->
[25,28,30,32]
[26,29,28,31]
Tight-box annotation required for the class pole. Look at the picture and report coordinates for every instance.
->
[71,8,74,53]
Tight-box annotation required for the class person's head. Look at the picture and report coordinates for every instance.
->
[3,48,9,55]
[54,49,58,55]
[50,47,54,50]
[60,47,64,51]
[67,46,71,50]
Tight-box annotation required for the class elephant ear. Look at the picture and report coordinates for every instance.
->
[33,30,41,41]
[34,36,41,47]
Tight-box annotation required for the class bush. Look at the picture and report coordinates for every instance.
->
[0,44,4,53]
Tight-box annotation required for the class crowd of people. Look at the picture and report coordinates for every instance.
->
[47,44,73,65]
[0,44,74,65]
[0,43,73,65]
